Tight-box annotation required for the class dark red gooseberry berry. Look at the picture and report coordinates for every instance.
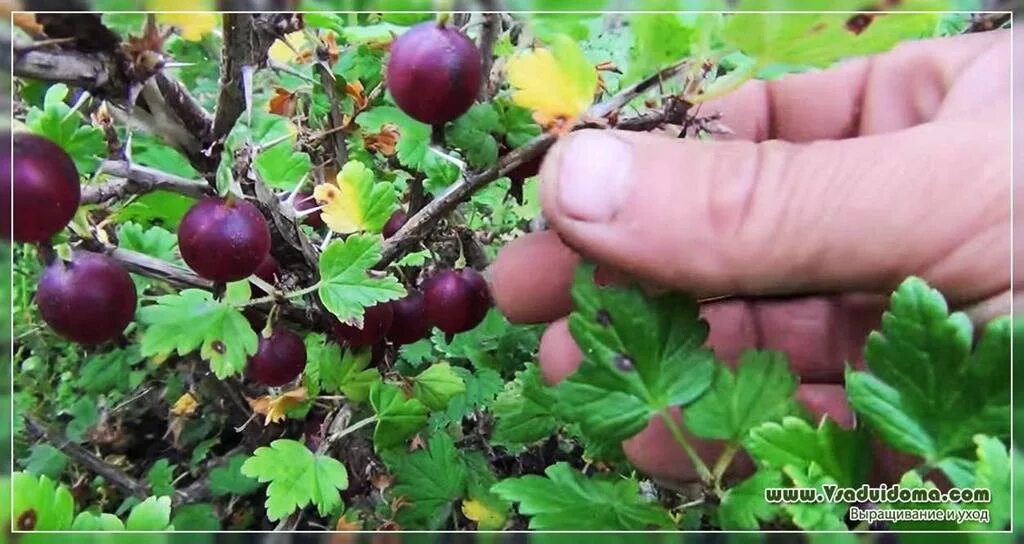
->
[386,290,431,345]
[331,302,394,348]
[13,133,80,243]
[382,210,408,239]
[246,327,307,387]
[36,251,136,344]
[386,22,482,125]
[422,268,492,334]
[178,196,271,282]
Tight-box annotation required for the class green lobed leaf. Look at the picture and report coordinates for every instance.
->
[968,435,1009,529]
[722,6,941,68]
[781,463,847,530]
[21,445,69,481]
[131,134,199,178]
[240,439,349,522]
[370,382,428,451]
[429,366,504,431]
[25,83,105,174]
[145,459,175,498]
[718,469,783,530]
[171,503,221,531]
[381,432,468,530]
[254,142,312,191]
[685,350,799,442]
[745,416,869,489]
[317,235,406,327]
[445,103,502,169]
[137,289,260,379]
[846,279,1009,462]
[117,222,180,264]
[12,472,75,530]
[556,264,717,444]
[624,14,693,84]
[71,511,126,531]
[491,364,559,449]
[412,363,467,411]
[208,455,260,497]
[124,496,173,531]
[336,347,381,403]
[491,462,673,530]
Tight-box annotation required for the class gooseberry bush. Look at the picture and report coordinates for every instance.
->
[8,5,1013,534]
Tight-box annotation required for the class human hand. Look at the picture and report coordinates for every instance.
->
[489,29,1011,483]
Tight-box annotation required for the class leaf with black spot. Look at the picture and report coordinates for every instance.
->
[137,289,258,379]
[555,263,718,444]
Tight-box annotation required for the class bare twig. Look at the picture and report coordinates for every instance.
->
[83,161,213,204]
[153,73,214,146]
[316,62,349,166]
[477,12,501,100]
[99,245,213,290]
[24,415,149,499]
[213,14,257,141]
[13,46,125,94]
[378,59,691,267]
[213,14,297,142]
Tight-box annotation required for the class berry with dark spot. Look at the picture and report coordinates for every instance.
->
[423,268,491,334]
[178,196,271,282]
[12,133,81,243]
[386,290,431,345]
[246,327,307,387]
[36,251,137,344]
[386,21,482,125]
[331,302,394,348]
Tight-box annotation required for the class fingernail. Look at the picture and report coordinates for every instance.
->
[557,131,633,222]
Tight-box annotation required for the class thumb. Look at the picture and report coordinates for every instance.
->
[538,124,1008,304]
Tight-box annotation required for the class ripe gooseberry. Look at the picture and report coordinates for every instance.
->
[36,251,136,344]
[13,133,81,243]
[178,196,271,283]
[386,21,482,126]
[330,302,394,348]
[422,268,491,334]
[386,290,431,345]
[245,327,307,387]
[382,210,408,239]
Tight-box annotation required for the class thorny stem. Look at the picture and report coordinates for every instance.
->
[243,283,320,307]
[658,409,713,485]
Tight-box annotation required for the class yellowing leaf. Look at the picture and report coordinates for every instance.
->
[248,387,308,426]
[312,161,396,235]
[462,498,507,530]
[170,392,199,416]
[155,11,218,41]
[269,31,308,64]
[506,35,598,128]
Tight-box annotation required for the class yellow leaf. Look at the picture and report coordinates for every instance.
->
[461,498,506,530]
[313,161,382,234]
[506,35,598,128]
[269,31,308,64]
[248,387,308,426]
[154,11,218,41]
[170,392,198,417]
